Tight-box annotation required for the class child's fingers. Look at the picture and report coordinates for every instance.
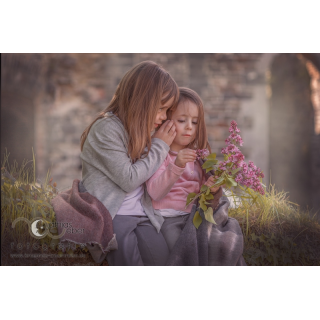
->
[183,156,197,162]
[183,152,197,160]
[168,124,176,135]
[184,149,197,156]
[160,120,173,132]
[206,176,214,183]
[157,120,168,132]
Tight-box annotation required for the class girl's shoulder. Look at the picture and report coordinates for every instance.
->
[90,114,128,141]
[90,114,126,136]
[94,113,124,132]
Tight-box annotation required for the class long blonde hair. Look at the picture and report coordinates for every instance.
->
[168,87,211,152]
[80,61,179,160]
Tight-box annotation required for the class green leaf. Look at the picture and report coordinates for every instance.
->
[200,185,208,193]
[206,153,217,160]
[205,193,214,200]
[231,167,241,175]
[202,160,218,169]
[199,195,207,211]
[193,211,202,229]
[225,176,237,188]
[204,207,216,224]
[186,192,197,206]
[214,176,225,185]
[205,188,211,195]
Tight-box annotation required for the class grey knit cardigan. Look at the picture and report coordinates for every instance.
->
[80,113,169,232]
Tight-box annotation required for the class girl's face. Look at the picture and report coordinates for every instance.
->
[170,100,198,151]
[154,96,175,129]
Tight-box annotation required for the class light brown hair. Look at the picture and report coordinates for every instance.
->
[169,87,211,152]
[80,61,179,160]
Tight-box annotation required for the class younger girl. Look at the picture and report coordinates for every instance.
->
[146,87,222,251]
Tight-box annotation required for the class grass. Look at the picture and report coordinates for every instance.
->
[228,185,320,265]
[1,151,319,266]
[1,151,106,266]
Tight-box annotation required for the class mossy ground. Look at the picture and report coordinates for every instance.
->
[1,154,319,266]
[228,186,320,265]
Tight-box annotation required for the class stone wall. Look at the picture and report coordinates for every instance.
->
[1,53,319,212]
[39,53,266,190]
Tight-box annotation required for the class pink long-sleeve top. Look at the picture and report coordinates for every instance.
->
[146,150,206,213]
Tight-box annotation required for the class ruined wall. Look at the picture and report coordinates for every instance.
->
[2,53,319,212]
[36,53,265,190]
[38,54,111,190]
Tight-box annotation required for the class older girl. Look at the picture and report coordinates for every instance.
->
[80,61,179,265]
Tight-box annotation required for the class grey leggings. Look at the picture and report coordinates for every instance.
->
[106,215,170,266]
[160,215,189,251]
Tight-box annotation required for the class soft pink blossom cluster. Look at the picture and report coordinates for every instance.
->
[220,120,265,195]
[225,120,243,146]
[196,149,210,160]
[199,120,265,195]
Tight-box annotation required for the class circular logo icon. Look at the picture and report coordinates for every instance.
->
[29,218,49,239]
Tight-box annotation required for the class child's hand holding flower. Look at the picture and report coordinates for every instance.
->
[204,176,220,194]
[175,149,197,168]
[188,120,266,229]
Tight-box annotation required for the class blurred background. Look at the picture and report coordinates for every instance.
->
[1,53,320,213]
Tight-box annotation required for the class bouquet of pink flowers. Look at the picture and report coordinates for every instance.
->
[187,120,265,228]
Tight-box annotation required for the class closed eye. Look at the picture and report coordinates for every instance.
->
[178,120,198,124]
[158,107,169,112]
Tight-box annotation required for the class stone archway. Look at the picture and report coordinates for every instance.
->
[269,53,315,211]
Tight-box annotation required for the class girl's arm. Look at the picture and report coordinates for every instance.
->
[146,157,185,201]
[81,118,170,193]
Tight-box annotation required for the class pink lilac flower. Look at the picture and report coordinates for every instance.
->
[196,149,210,160]
[214,120,265,195]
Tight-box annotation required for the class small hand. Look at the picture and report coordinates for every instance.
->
[205,176,220,194]
[153,120,176,146]
[174,149,197,168]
